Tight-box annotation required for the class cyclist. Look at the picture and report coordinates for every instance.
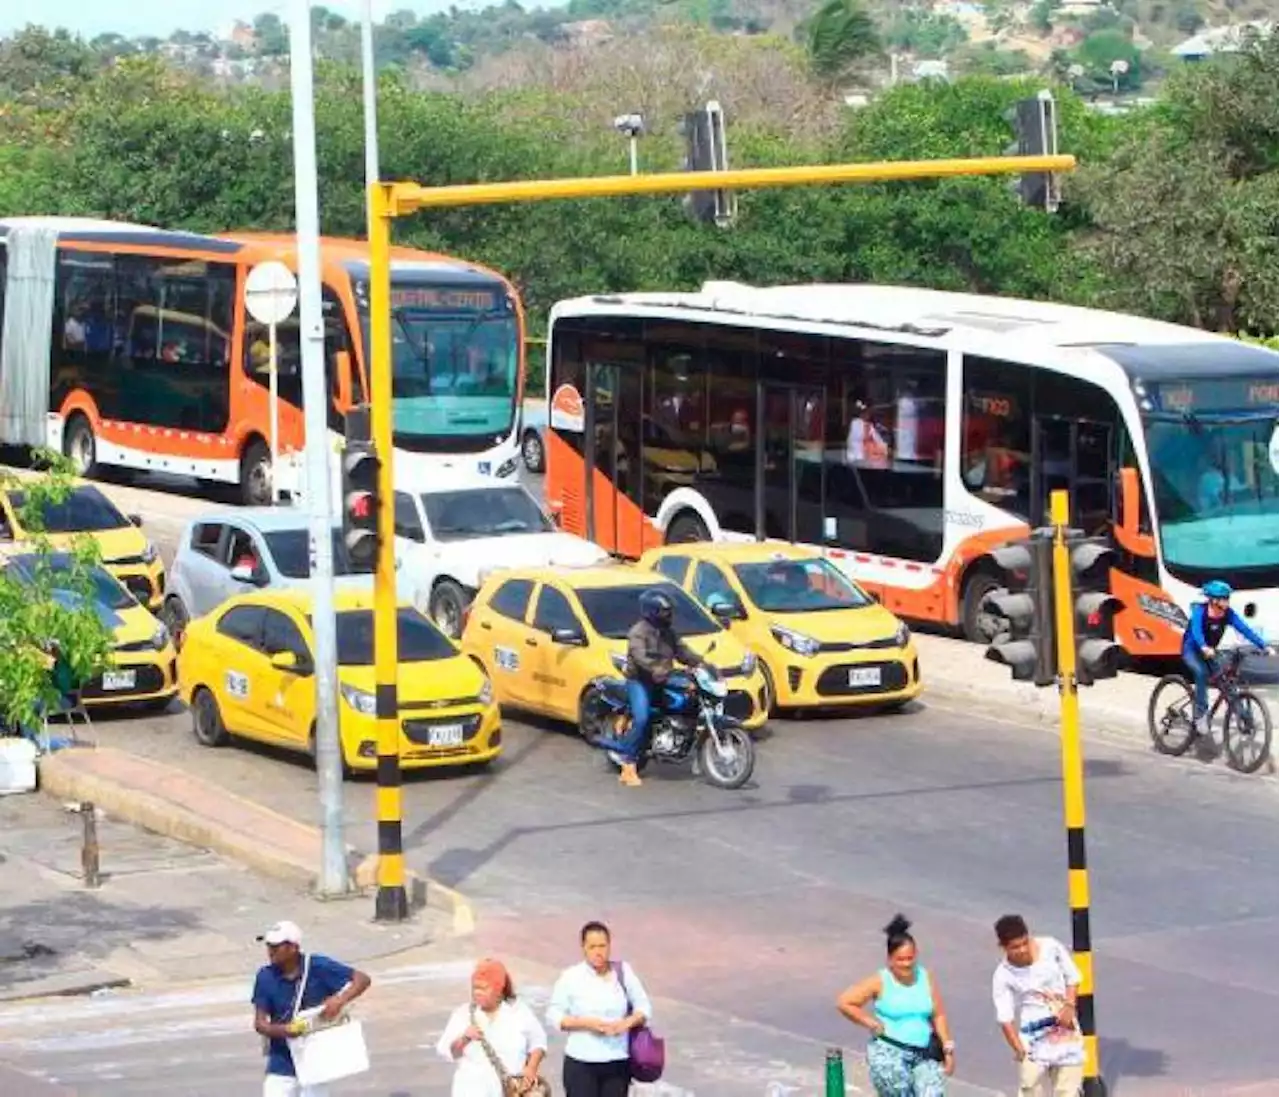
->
[1182,580,1272,738]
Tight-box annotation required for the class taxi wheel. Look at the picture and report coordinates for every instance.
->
[161,596,189,642]
[758,662,777,716]
[191,688,229,747]
[429,579,469,639]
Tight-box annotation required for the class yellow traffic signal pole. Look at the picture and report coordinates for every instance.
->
[365,153,1077,921]
[1050,489,1104,1096]
[368,182,409,922]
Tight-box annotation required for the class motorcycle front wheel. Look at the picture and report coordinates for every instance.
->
[698,725,755,790]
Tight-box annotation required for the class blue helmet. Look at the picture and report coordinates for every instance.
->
[1202,579,1233,600]
[639,588,674,627]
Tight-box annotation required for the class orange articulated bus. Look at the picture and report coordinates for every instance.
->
[543,281,1279,662]
[0,217,527,503]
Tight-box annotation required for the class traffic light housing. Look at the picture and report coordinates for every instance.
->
[341,405,380,574]
[981,534,1057,686]
[680,100,736,228]
[1005,91,1060,212]
[1068,535,1124,685]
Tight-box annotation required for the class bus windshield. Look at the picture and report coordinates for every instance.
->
[358,278,520,454]
[1141,376,1279,588]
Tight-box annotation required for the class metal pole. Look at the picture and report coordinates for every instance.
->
[628,135,638,176]
[289,0,348,897]
[369,183,408,922]
[360,0,380,196]
[268,320,279,503]
[1050,489,1104,1097]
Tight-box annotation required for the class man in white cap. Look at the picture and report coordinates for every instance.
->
[251,920,372,1096]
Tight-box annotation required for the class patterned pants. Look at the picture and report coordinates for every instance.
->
[867,1038,947,1097]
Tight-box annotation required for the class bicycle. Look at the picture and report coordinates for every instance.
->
[1147,647,1273,774]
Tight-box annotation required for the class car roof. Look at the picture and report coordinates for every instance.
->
[644,541,821,564]
[221,587,416,613]
[182,506,332,536]
[489,563,672,590]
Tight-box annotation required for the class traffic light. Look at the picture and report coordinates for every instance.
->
[341,405,380,573]
[1005,90,1060,212]
[680,100,736,228]
[981,534,1057,686]
[1067,535,1124,685]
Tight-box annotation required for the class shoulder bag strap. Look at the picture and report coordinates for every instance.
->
[471,1004,514,1083]
[291,955,311,1020]
[611,961,634,1013]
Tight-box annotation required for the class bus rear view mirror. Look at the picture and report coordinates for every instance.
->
[1116,466,1156,559]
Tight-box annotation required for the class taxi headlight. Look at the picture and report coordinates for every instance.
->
[151,623,170,650]
[142,542,159,564]
[609,651,627,672]
[340,683,377,715]
[771,625,820,657]
[740,652,757,675]
[894,623,911,648]
[478,677,493,706]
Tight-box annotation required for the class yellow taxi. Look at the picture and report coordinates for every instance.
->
[0,483,166,610]
[177,588,500,773]
[460,564,770,732]
[638,541,921,713]
[2,550,177,708]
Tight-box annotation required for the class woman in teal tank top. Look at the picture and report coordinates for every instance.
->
[836,914,955,1097]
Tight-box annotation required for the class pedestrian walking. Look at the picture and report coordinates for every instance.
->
[438,957,549,1097]
[991,914,1084,1097]
[250,920,372,1097]
[836,914,955,1097]
[546,921,653,1097]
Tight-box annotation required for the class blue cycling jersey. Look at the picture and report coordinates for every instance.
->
[1183,601,1267,656]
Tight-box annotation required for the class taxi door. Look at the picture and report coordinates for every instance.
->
[254,608,318,749]
[469,577,539,710]
[209,604,277,742]
[527,582,595,722]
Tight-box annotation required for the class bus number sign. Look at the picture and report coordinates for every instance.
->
[968,393,1015,419]
[391,288,498,310]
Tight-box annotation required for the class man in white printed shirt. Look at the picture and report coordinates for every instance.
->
[992,914,1085,1097]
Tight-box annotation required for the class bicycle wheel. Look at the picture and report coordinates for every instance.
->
[1223,691,1273,774]
[1148,675,1197,756]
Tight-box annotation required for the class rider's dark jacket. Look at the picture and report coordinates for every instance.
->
[625,619,703,686]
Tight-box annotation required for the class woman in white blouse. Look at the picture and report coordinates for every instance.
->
[546,921,653,1097]
[438,958,548,1097]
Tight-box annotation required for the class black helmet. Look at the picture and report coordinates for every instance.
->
[639,588,674,627]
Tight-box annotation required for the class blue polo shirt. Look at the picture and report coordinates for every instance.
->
[251,953,355,1077]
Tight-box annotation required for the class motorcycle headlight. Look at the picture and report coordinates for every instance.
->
[609,651,627,672]
[740,652,757,675]
[478,677,493,706]
[151,623,170,650]
[340,683,377,716]
[771,626,820,658]
[894,622,911,648]
[141,542,159,564]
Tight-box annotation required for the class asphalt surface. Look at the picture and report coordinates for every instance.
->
[13,466,1280,1095]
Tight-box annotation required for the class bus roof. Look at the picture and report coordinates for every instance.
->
[550,281,1238,353]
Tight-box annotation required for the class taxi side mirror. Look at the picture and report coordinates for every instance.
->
[550,626,587,646]
[128,513,143,528]
[270,649,312,675]
[706,595,745,622]
[230,564,266,586]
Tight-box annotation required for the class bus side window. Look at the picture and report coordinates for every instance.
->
[962,356,1032,521]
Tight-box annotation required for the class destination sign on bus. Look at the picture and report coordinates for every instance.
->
[391,287,501,311]
[1149,376,1280,413]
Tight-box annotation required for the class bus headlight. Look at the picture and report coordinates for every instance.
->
[495,458,518,478]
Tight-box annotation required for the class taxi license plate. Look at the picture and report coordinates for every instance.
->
[102,670,137,692]
[428,724,465,747]
[848,667,882,688]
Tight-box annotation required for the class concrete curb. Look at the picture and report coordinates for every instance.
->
[0,970,132,1004]
[37,750,477,937]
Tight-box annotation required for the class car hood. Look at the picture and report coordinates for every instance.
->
[438,532,609,582]
[763,603,904,644]
[340,653,487,705]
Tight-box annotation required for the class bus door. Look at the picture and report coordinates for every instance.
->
[1031,415,1114,536]
[584,361,628,553]
[758,383,825,543]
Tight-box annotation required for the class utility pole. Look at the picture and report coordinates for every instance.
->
[288,0,348,896]
[360,0,380,197]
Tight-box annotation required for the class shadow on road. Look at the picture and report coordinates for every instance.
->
[1100,1035,1172,1090]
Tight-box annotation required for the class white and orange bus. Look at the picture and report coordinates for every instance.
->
[543,281,1279,661]
[0,217,526,504]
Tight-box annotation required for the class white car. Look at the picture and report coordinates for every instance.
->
[392,474,608,636]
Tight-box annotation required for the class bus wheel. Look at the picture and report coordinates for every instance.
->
[666,511,710,544]
[63,414,98,477]
[240,439,272,507]
[961,569,1002,644]
[521,429,545,473]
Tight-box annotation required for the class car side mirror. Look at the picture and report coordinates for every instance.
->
[230,564,266,586]
[706,595,745,622]
[550,626,587,646]
[270,650,298,671]
[128,513,143,528]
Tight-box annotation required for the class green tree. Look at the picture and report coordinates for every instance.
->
[802,0,882,82]
[1072,30,1142,90]
[0,455,113,733]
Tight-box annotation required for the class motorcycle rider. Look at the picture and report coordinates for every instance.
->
[1182,579,1272,739]
[610,588,711,788]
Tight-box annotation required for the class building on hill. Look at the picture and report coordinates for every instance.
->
[1173,20,1274,60]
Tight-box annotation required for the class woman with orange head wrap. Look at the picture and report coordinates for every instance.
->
[438,958,549,1097]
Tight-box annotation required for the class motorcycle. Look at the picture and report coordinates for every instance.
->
[579,664,756,790]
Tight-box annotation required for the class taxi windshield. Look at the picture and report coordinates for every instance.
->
[734,558,873,614]
[334,608,456,664]
[8,486,130,533]
[8,554,133,610]
[576,584,719,640]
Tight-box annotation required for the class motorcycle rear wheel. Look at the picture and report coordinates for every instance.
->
[699,725,755,790]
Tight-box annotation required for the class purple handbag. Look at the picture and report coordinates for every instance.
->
[612,961,665,1083]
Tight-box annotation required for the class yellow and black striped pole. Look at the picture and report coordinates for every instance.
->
[368,183,409,922]
[1050,489,1104,1095]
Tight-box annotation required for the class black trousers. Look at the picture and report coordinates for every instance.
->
[563,1056,630,1097]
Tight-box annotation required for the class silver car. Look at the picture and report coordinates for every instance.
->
[163,507,416,636]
